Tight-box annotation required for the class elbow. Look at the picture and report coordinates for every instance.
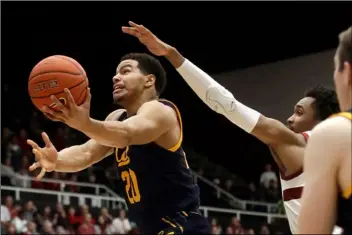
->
[114,124,134,148]
[205,85,236,114]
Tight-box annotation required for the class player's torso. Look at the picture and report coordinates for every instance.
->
[332,110,352,234]
[279,171,304,234]
[115,100,200,231]
[269,132,310,234]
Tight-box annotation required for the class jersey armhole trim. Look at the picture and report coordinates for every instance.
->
[280,168,303,181]
[159,99,183,152]
[343,185,352,199]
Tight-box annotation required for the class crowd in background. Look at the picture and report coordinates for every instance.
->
[1,92,285,234]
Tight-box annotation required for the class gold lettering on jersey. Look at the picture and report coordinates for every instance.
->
[116,146,130,167]
[121,169,141,204]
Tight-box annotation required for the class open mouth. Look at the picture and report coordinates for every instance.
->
[113,84,124,94]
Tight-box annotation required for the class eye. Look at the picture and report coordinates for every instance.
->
[121,68,131,75]
[296,110,303,116]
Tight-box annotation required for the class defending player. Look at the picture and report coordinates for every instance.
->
[298,27,352,234]
[27,53,210,234]
[122,21,341,234]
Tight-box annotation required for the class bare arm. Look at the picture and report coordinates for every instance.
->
[55,139,112,172]
[55,109,125,172]
[79,100,175,148]
[298,118,347,234]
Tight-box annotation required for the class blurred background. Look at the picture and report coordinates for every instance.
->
[1,1,351,234]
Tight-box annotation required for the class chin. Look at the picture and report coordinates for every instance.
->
[113,94,125,104]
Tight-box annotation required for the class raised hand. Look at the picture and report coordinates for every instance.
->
[122,21,172,56]
[42,88,91,131]
[27,132,58,179]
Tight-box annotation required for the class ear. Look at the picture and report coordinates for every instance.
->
[343,61,352,86]
[144,74,156,88]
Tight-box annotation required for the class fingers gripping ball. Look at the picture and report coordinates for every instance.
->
[28,55,89,111]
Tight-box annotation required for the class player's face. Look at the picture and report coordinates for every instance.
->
[286,97,319,133]
[113,59,146,104]
[334,52,351,111]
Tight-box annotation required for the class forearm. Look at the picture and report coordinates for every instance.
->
[81,118,130,148]
[55,145,95,172]
[167,48,260,133]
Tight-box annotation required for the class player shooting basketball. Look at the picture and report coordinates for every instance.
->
[27,53,210,234]
[122,21,341,234]
[298,26,352,234]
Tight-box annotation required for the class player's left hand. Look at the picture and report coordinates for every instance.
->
[42,88,92,131]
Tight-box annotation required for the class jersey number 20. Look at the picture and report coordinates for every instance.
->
[121,169,141,204]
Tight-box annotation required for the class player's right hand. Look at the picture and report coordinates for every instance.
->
[27,132,58,180]
[122,21,172,56]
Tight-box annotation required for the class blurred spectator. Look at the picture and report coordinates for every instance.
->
[41,220,55,235]
[7,223,17,235]
[247,228,255,234]
[226,226,233,235]
[1,204,11,232]
[260,164,278,189]
[94,215,108,234]
[26,221,39,235]
[23,201,37,222]
[266,179,280,203]
[68,207,80,228]
[77,213,95,234]
[5,196,18,219]
[53,203,69,229]
[110,209,131,234]
[259,224,270,235]
[11,209,28,233]
[37,206,54,227]
[100,207,113,224]
[210,218,222,235]
[229,217,244,234]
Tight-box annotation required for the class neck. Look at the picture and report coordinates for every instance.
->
[123,92,157,116]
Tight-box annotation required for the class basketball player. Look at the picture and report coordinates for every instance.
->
[27,53,210,234]
[298,27,352,234]
[122,21,341,234]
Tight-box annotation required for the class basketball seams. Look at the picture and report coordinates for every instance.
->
[29,71,82,81]
[55,55,87,79]
[75,78,89,103]
[30,79,87,99]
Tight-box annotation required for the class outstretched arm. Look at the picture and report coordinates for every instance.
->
[80,100,175,148]
[122,21,305,147]
[27,110,124,178]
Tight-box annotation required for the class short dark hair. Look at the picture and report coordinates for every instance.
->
[337,26,352,71]
[304,85,340,120]
[120,53,167,96]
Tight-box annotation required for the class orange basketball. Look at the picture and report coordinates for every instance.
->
[28,55,89,111]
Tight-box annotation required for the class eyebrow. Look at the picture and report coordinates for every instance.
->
[295,104,304,110]
[116,64,132,73]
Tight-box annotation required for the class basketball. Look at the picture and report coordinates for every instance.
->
[28,55,89,111]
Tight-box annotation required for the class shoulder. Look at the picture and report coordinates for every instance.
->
[137,100,178,126]
[139,100,176,116]
[309,117,351,153]
[105,109,126,121]
[311,117,350,139]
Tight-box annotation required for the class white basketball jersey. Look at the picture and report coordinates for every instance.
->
[279,131,341,234]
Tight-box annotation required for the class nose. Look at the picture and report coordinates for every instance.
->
[112,75,121,83]
[287,115,294,125]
